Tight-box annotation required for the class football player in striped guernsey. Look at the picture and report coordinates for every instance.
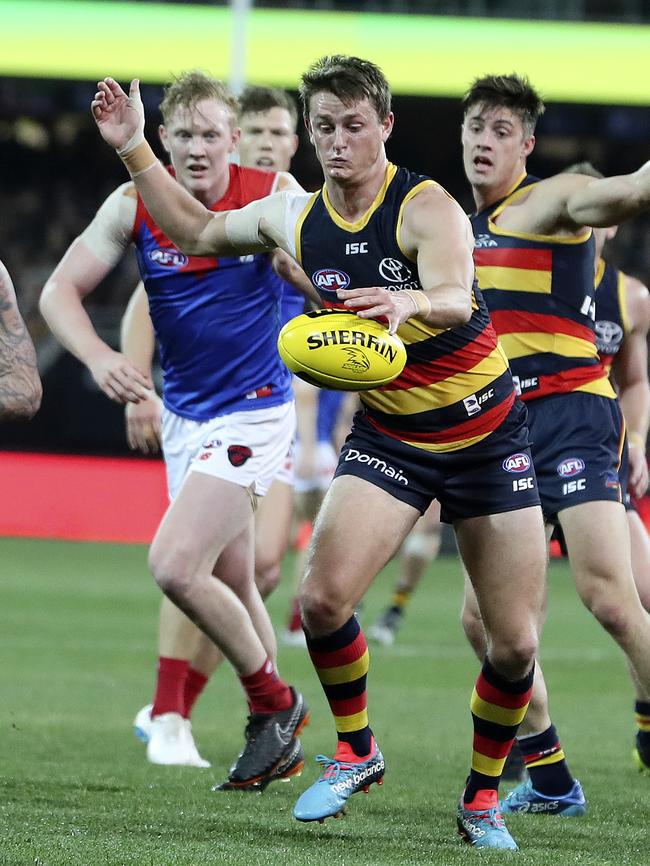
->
[91,57,555,850]
[460,74,650,816]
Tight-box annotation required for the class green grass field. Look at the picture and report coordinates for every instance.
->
[1,537,647,866]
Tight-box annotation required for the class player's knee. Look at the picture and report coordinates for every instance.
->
[299,583,345,636]
[583,590,633,642]
[148,545,195,600]
[489,631,538,679]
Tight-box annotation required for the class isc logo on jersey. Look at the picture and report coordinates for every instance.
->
[150,248,189,268]
[312,269,350,291]
[503,453,531,473]
[557,458,585,478]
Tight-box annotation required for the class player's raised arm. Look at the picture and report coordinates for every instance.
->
[563,161,650,228]
[92,78,280,257]
[0,260,42,420]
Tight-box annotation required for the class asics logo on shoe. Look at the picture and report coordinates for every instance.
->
[330,758,385,794]
[516,800,560,813]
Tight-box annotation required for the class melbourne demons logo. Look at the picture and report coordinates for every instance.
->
[312,269,350,291]
[149,247,189,268]
[557,458,585,478]
[502,453,531,473]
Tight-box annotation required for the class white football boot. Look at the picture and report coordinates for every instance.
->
[133,703,154,744]
[145,711,211,768]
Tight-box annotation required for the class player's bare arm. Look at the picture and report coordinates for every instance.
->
[121,283,162,453]
[93,78,273,257]
[0,260,41,420]
[40,187,153,404]
[339,185,474,333]
[613,275,650,498]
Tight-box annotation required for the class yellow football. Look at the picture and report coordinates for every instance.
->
[277,308,407,391]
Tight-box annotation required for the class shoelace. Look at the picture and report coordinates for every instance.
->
[315,755,355,783]
[466,807,505,830]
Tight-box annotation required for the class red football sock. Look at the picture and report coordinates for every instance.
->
[239,658,293,714]
[182,667,209,719]
[151,656,189,718]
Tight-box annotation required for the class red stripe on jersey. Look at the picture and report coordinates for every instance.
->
[474,247,552,271]
[308,632,367,669]
[330,694,367,718]
[381,323,498,391]
[490,310,597,344]
[521,366,610,402]
[476,673,533,710]
[368,391,515,445]
[473,734,516,760]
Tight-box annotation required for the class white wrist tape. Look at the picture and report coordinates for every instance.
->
[224,191,296,253]
[403,289,432,320]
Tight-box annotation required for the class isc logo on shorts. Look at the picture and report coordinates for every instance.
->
[557,458,585,478]
[312,269,350,290]
[502,453,531,473]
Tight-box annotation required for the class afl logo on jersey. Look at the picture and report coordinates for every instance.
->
[149,247,189,268]
[557,458,585,478]
[312,269,350,291]
[379,258,412,283]
[502,453,531,473]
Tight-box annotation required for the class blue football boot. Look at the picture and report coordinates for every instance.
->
[500,778,587,816]
[293,739,385,823]
[457,790,518,850]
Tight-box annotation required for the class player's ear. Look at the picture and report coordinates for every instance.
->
[522,134,535,159]
[290,133,299,158]
[229,126,241,154]
[158,124,170,154]
[381,112,394,143]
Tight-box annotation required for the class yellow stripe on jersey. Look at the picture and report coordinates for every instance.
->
[397,430,492,453]
[499,331,600,360]
[294,190,320,269]
[477,265,552,294]
[316,649,370,686]
[575,376,617,399]
[471,689,529,727]
[618,269,630,335]
[365,346,508,415]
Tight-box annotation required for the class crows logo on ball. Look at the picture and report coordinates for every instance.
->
[228,445,253,467]
[341,347,371,374]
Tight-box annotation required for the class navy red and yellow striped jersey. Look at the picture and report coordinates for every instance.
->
[594,259,628,374]
[295,163,516,452]
[471,174,615,403]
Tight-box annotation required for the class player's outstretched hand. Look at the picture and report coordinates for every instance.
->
[125,392,163,454]
[338,286,418,334]
[88,346,153,404]
[91,77,145,153]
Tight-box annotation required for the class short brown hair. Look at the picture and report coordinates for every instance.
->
[239,86,298,130]
[462,74,545,137]
[159,70,239,127]
[299,55,391,120]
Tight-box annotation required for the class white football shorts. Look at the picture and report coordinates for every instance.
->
[162,401,296,500]
[293,440,339,493]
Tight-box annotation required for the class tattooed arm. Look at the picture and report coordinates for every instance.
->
[0,260,42,420]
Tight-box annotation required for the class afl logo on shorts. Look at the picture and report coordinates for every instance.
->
[502,453,531,473]
[557,458,585,478]
[228,445,253,467]
[150,247,189,268]
[312,269,350,291]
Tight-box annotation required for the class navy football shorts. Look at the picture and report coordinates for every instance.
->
[525,392,628,525]
[333,400,540,523]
